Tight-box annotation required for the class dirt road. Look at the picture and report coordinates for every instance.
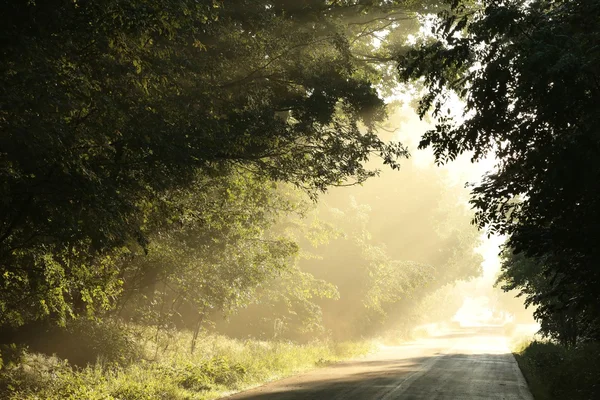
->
[223,326,533,399]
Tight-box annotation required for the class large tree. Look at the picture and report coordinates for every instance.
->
[399,0,600,340]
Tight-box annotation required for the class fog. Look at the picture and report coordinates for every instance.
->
[218,104,537,342]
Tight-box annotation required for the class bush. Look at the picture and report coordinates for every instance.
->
[57,319,142,366]
[0,318,142,367]
[0,343,25,370]
[515,340,600,400]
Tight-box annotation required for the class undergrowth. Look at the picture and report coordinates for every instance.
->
[514,340,600,400]
[0,323,373,400]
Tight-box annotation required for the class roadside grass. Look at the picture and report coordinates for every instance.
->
[0,323,374,400]
[513,340,600,400]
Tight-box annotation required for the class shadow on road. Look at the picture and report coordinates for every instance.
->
[223,352,518,400]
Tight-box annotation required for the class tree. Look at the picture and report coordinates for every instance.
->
[497,249,599,347]
[115,172,302,343]
[216,266,339,341]
[1,0,430,327]
[399,0,600,340]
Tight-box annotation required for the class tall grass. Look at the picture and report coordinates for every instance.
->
[0,324,373,400]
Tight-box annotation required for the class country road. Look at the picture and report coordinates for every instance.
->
[223,326,533,400]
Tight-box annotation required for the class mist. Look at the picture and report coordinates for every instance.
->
[214,103,536,343]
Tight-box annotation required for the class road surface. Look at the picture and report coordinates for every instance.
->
[223,326,533,400]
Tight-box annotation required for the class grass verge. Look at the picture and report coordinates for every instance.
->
[513,340,600,400]
[0,324,373,400]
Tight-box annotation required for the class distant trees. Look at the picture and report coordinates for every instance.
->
[295,164,483,339]
[399,0,600,343]
[187,162,484,342]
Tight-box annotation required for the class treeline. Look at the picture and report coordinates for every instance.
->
[0,0,401,329]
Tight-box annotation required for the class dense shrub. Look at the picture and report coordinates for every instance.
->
[515,340,600,400]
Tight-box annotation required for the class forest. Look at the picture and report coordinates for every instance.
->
[1,0,599,399]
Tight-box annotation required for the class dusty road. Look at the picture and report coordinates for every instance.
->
[223,326,533,400]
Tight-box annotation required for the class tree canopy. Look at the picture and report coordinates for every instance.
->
[0,0,434,328]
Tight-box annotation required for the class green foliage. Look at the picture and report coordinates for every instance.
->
[0,344,24,372]
[50,319,143,366]
[497,250,598,347]
[1,0,421,328]
[0,319,141,367]
[515,340,600,400]
[399,0,600,342]
[116,172,303,331]
[218,266,340,341]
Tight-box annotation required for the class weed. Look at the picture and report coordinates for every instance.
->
[0,322,373,399]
